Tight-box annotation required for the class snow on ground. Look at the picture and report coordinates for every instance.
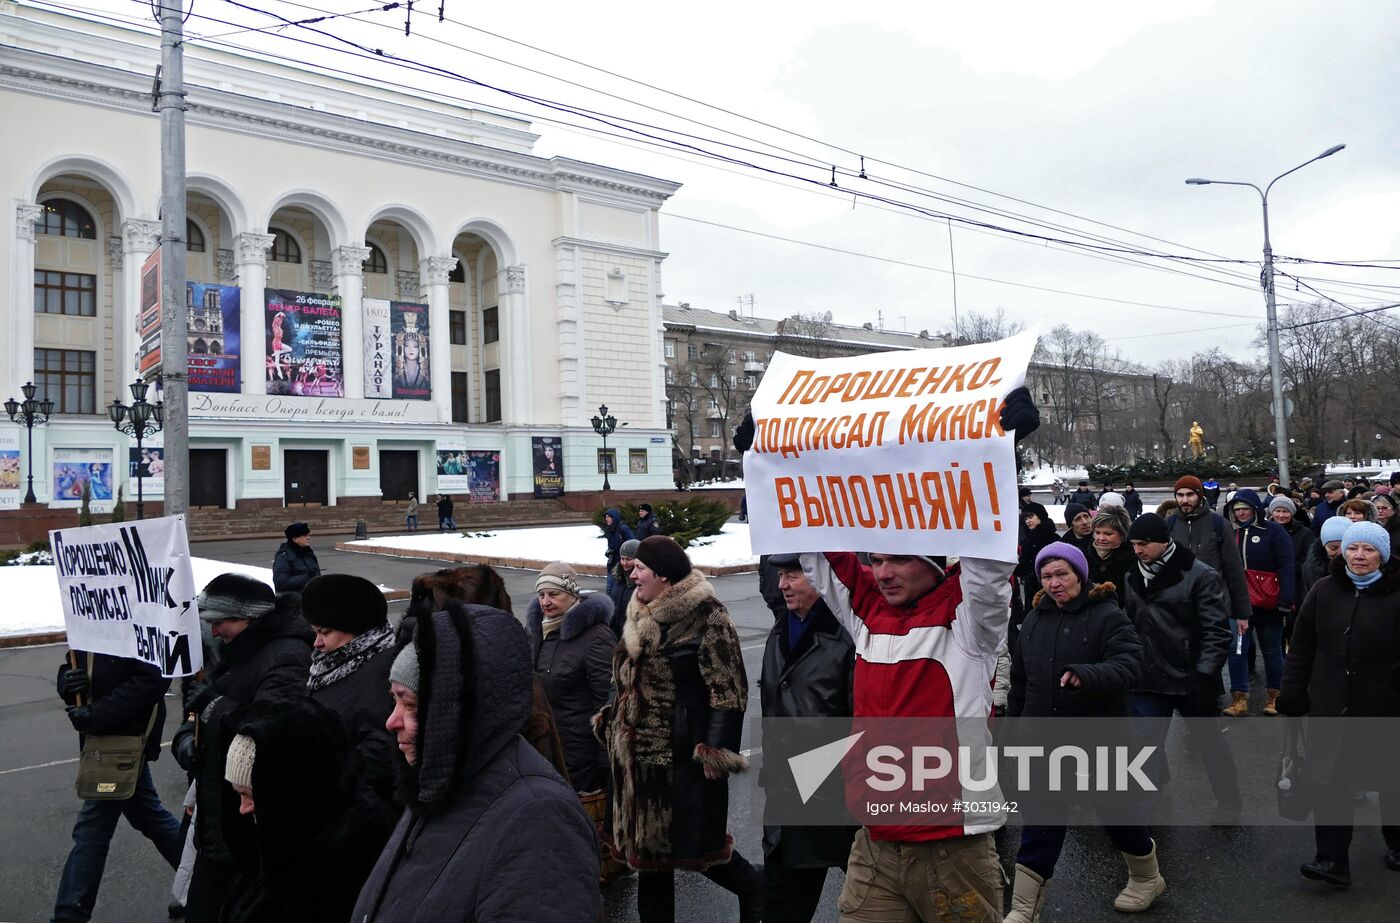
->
[347,522,760,571]
[0,557,277,639]
[1020,465,1089,488]
[689,478,745,490]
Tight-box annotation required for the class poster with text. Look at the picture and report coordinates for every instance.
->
[265,289,343,397]
[52,448,115,506]
[435,438,471,493]
[743,330,1038,563]
[466,450,501,503]
[51,516,203,677]
[363,298,392,399]
[138,248,161,376]
[532,436,565,498]
[0,428,20,510]
[188,282,242,393]
[128,431,165,496]
[392,301,431,400]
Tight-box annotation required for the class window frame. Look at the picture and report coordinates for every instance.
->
[363,243,389,274]
[482,306,500,344]
[39,199,96,239]
[450,371,469,422]
[484,369,502,422]
[449,310,467,346]
[269,228,302,264]
[186,219,206,253]
[34,270,97,317]
[34,348,97,414]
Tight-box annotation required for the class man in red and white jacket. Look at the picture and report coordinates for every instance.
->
[736,386,1038,922]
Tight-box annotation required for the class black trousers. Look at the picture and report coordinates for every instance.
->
[636,851,761,923]
[184,855,237,923]
[761,843,834,923]
[1314,787,1400,867]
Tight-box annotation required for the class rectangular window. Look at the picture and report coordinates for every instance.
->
[629,449,648,474]
[742,350,755,362]
[688,370,698,386]
[687,344,699,360]
[597,448,616,474]
[34,348,96,414]
[727,375,737,388]
[726,349,736,365]
[484,369,502,422]
[34,270,96,317]
[664,339,676,359]
[451,371,468,422]
[449,311,467,346]
[708,419,723,438]
[665,368,674,384]
[709,374,719,388]
[709,398,720,413]
[746,374,758,389]
[482,306,500,344]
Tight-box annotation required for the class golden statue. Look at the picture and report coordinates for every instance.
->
[1188,421,1205,458]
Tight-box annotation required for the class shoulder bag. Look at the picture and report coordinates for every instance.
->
[74,653,158,801]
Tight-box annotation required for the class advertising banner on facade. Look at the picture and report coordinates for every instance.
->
[187,282,241,393]
[128,432,165,497]
[466,450,501,503]
[532,436,565,498]
[435,438,471,493]
[51,516,203,678]
[137,248,161,376]
[391,301,431,400]
[363,298,392,400]
[265,289,343,397]
[52,448,115,508]
[0,428,21,510]
[743,331,1037,563]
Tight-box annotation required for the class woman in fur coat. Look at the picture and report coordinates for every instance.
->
[595,536,762,923]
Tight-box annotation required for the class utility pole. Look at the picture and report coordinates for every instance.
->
[157,0,189,517]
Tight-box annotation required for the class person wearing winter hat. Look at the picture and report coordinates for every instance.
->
[1062,502,1094,554]
[1087,506,1135,607]
[1122,513,1242,826]
[1279,518,1400,887]
[597,534,762,921]
[610,538,642,634]
[1374,491,1400,537]
[272,522,320,593]
[1098,491,1127,512]
[1168,475,1252,631]
[1313,480,1348,529]
[528,562,615,793]
[1017,503,1061,616]
[634,502,663,540]
[1270,495,1320,637]
[1006,541,1150,920]
[301,574,398,810]
[1221,490,1295,717]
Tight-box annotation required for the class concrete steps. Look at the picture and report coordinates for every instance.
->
[186,498,587,540]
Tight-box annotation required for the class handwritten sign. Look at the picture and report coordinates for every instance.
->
[50,516,202,677]
[745,331,1037,563]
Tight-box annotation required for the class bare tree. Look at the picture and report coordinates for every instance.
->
[1273,302,1339,457]
[957,308,1026,345]
[774,311,835,358]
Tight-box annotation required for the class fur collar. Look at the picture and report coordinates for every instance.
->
[1032,581,1117,610]
[525,592,614,659]
[623,570,716,657]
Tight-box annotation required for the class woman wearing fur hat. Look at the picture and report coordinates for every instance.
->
[595,535,762,922]
[528,562,617,794]
[1006,542,1152,921]
[302,574,399,810]
[1278,521,1400,888]
[1087,506,1135,608]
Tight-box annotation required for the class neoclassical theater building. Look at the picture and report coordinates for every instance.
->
[0,5,678,518]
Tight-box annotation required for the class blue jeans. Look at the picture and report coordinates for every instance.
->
[52,764,182,922]
[439,516,455,530]
[1129,691,1241,811]
[1018,821,1152,879]
[406,514,418,531]
[1227,618,1284,691]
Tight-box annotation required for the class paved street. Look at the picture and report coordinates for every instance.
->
[3,532,1400,920]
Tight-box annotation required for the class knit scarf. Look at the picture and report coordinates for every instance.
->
[1137,540,1177,586]
[307,623,395,692]
[541,614,566,637]
[1347,567,1383,589]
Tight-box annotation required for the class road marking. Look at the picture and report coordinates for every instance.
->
[0,740,173,776]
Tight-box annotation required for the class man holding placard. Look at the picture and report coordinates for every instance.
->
[739,332,1041,922]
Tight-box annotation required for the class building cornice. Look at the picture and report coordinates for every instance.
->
[552,236,669,261]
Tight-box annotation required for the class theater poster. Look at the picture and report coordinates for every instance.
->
[435,438,471,493]
[0,429,20,510]
[466,450,501,503]
[532,436,565,498]
[187,282,241,393]
[265,289,343,397]
[364,300,430,400]
[52,448,114,510]
[128,432,165,496]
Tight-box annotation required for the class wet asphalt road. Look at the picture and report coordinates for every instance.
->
[3,531,1399,921]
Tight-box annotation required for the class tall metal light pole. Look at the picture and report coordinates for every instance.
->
[109,380,165,519]
[157,0,189,517]
[5,383,54,504]
[1186,143,1345,489]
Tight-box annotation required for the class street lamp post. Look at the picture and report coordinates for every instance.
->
[590,403,618,492]
[1186,143,1345,489]
[4,382,54,504]
[108,380,165,519]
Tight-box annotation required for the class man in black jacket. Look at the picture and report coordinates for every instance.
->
[759,554,857,923]
[271,522,319,593]
[174,574,312,922]
[1122,513,1242,824]
[52,652,183,922]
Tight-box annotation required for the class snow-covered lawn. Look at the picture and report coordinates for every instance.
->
[345,522,760,572]
[0,557,277,639]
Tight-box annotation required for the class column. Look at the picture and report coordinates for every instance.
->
[421,256,456,424]
[333,245,371,400]
[554,242,584,426]
[498,264,530,424]
[121,218,160,388]
[10,203,43,394]
[234,232,275,395]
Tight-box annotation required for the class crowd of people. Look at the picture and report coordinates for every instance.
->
[45,400,1400,922]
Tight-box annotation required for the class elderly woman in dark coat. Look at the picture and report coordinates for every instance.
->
[594,536,761,922]
[527,562,616,793]
[1279,521,1400,889]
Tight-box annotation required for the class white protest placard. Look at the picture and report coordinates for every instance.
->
[50,515,203,677]
[745,330,1038,563]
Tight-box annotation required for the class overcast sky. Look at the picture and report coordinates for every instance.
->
[65,0,1400,364]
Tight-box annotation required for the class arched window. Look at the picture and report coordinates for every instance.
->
[448,258,465,283]
[269,228,302,264]
[363,243,388,274]
[186,219,206,252]
[39,199,96,239]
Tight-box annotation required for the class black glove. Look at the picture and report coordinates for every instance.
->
[733,410,755,454]
[66,705,93,733]
[1190,672,1222,714]
[183,680,216,716]
[61,667,90,700]
[999,386,1040,443]
[172,725,197,772]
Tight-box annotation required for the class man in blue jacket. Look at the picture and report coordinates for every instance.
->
[602,507,636,596]
[1220,489,1295,716]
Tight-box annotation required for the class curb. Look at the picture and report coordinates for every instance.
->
[336,542,759,577]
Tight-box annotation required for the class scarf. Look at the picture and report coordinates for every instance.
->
[1347,567,1383,589]
[541,614,566,637]
[307,623,395,692]
[1138,540,1177,586]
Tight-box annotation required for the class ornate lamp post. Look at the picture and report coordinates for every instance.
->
[590,403,618,491]
[5,382,54,504]
[108,380,164,519]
